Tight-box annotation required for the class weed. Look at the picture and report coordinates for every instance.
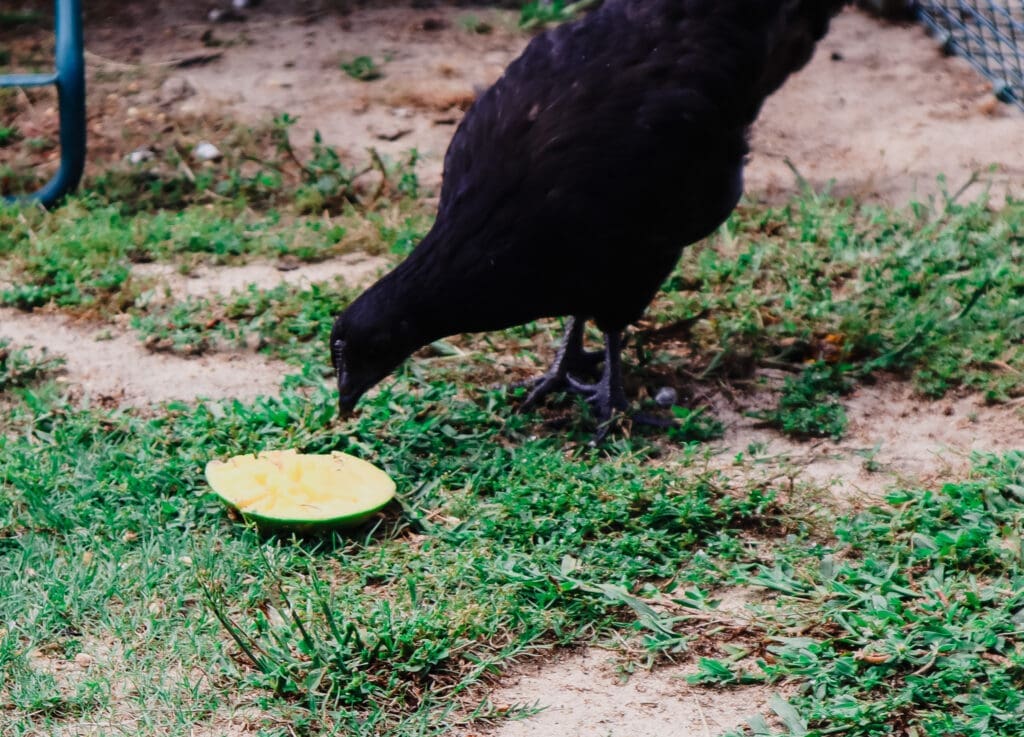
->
[0,125,20,147]
[0,116,428,314]
[131,279,361,364]
[0,370,777,735]
[725,451,1024,737]
[752,361,851,438]
[666,405,725,443]
[339,56,382,81]
[519,0,600,30]
[0,339,63,392]
[654,194,1024,402]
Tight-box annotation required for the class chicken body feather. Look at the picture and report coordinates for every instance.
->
[331,0,847,418]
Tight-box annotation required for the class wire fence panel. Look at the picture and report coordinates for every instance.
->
[916,1,1024,109]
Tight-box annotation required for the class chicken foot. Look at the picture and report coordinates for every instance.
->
[519,316,604,410]
[520,325,680,440]
[564,330,630,435]
[520,322,630,436]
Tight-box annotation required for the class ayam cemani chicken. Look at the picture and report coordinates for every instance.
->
[331,0,847,431]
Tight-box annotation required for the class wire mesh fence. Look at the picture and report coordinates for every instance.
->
[915,1,1024,109]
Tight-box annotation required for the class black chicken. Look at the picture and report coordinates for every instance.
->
[331,0,847,428]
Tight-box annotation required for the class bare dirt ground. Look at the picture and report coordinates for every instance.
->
[0,306,290,405]
[79,5,1024,205]
[3,3,1024,735]
[131,252,389,302]
[458,648,777,737]
[708,378,1024,505]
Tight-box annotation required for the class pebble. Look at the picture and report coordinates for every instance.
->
[159,76,196,106]
[192,141,223,162]
[654,386,678,408]
[127,147,155,165]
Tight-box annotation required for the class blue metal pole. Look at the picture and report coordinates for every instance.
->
[1,0,86,207]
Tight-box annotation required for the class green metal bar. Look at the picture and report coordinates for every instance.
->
[1,0,86,207]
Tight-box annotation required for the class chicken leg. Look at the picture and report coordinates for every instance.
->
[520,320,629,426]
[519,316,604,410]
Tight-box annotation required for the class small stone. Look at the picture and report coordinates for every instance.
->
[81,551,94,565]
[208,8,245,23]
[127,146,155,165]
[158,76,196,105]
[122,531,139,543]
[178,555,193,567]
[654,386,678,408]
[276,255,301,272]
[370,124,412,142]
[74,653,94,669]
[192,141,223,162]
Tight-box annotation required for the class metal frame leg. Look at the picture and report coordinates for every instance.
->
[1,0,86,207]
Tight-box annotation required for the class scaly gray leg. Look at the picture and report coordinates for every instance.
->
[565,330,629,438]
[519,316,603,410]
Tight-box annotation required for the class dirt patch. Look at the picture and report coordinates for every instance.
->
[749,9,1024,205]
[132,252,389,301]
[85,4,525,189]
[708,378,1024,504]
[71,4,1024,206]
[0,308,288,405]
[461,649,776,737]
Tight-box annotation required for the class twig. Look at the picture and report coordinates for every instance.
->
[367,146,389,205]
[784,156,817,200]
[695,699,713,737]
[84,48,223,70]
[945,170,981,209]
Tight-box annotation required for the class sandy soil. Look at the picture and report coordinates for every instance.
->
[87,5,1024,206]
[708,377,1024,504]
[132,252,389,302]
[0,307,289,405]
[459,649,777,737]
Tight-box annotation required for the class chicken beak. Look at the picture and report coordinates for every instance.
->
[335,367,363,417]
[337,394,358,417]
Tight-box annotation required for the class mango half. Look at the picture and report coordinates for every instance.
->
[205,449,395,530]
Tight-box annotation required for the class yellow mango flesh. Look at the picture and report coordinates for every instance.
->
[205,449,395,527]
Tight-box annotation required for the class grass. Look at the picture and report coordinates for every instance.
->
[2,94,1024,735]
[750,361,852,439]
[0,117,429,315]
[648,189,1024,416]
[0,369,777,736]
[518,0,601,30]
[714,451,1024,737]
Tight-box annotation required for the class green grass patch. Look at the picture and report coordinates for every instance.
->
[0,117,428,315]
[708,451,1024,737]
[653,192,1024,411]
[131,279,361,363]
[751,361,851,439]
[0,371,777,735]
[339,56,383,82]
[3,122,1024,734]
